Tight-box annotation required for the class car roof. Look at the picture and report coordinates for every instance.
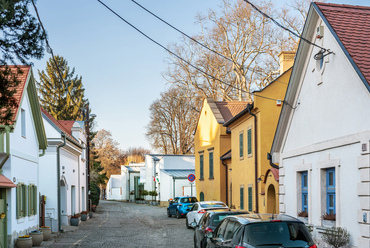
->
[223,213,301,224]
[206,209,248,214]
[176,196,197,199]
[198,201,226,204]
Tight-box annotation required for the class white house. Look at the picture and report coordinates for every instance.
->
[106,163,144,201]
[39,108,88,232]
[0,66,48,248]
[270,3,370,247]
[141,154,196,206]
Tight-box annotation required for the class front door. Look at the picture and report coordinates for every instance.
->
[0,189,7,248]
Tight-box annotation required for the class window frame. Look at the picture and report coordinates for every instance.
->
[16,183,27,219]
[240,186,244,210]
[326,168,335,215]
[199,154,204,180]
[209,151,214,179]
[247,127,252,156]
[239,131,244,159]
[301,171,308,213]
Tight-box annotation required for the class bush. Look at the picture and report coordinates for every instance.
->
[321,227,350,248]
[90,182,100,206]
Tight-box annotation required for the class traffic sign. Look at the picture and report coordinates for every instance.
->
[188,174,195,182]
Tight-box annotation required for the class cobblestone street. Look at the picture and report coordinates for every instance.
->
[41,200,193,248]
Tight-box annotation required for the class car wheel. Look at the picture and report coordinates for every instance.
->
[186,217,191,229]
[167,209,172,217]
[176,210,181,219]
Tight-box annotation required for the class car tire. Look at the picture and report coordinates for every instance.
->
[176,210,181,219]
[186,217,191,229]
[167,209,172,217]
[194,236,197,248]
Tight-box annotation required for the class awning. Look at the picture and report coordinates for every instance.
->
[0,175,16,188]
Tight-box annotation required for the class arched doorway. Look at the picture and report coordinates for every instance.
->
[266,184,276,214]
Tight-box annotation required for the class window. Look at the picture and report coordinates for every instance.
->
[209,152,214,179]
[240,187,244,210]
[247,128,252,156]
[28,184,37,216]
[200,192,204,201]
[21,109,26,137]
[16,183,27,218]
[248,186,253,212]
[301,171,308,213]
[200,154,204,180]
[326,168,335,215]
[239,132,244,158]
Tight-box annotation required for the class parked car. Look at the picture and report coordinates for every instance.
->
[206,213,317,248]
[167,196,198,219]
[192,209,249,248]
[186,201,228,227]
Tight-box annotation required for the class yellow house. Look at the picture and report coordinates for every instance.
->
[223,52,293,213]
[194,99,249,204]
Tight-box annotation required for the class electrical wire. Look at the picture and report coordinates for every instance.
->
[31,0,85,113]
[97,0,292,106]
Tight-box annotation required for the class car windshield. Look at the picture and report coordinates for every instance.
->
[200,203,227,208]
[180,197,198,203]
[243,222,314,247]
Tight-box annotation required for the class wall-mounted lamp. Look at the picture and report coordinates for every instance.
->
[257,175,265,183]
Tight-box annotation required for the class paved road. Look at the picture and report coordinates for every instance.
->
[42,200,194,247]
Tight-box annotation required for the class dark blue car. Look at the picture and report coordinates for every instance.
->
[167,196,198,219]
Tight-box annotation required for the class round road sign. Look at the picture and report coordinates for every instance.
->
[188,174,195,182]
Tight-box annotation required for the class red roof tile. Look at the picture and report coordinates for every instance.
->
[264,168,279,183]
[316,2,370,85]
[0,174,17,188]
[40,107,76,141]
[0,65,31,125]
[215,101,250,123]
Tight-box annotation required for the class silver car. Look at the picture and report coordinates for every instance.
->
[186,201,228,228]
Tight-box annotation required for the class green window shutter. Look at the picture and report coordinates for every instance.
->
[34,185,38,215]
[247,129,252,155]
[209,153,213,178]
[28,185,32,216]
[200,155,204,179]
[248,186,253,211]
[16,184,21,219]
[240,187,244,210]
[22,184,27,217]
[239,133,243,158]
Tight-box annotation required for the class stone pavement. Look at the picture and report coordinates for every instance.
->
[40,200,194,247]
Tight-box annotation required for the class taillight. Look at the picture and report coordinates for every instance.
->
[270,219,282,222]
[309,245,317,248]
[205,227,213,234]
[198,209,206,214]
[235,246,246,248]
[178,204,182,206]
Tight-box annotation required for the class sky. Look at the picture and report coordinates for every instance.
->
[30,0,370,152]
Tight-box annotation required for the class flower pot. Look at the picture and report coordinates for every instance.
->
[16,237,32,248]
[29,231,43,246]
[70,217,79,226]
[81,213,88,221]
[89,212,93,218]
[40,227,51,241]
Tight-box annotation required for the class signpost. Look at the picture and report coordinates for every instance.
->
[188,174,195,196]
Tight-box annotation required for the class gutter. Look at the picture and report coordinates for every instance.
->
[267,153,279,170]
[221,159,229,207]
[0,126,11,170]
[57,133,66,232]
[247,104,259,213]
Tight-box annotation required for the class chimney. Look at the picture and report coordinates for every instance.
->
[278,51,295,75]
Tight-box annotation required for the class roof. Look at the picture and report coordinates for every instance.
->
[264,168,279,183]
[315,2,370,86]
[220,150,231,160]
[0,175,17,188]
[0,66,31,125]
[208,98,250,124]
[161,169,195,178]
[125,166,142,172]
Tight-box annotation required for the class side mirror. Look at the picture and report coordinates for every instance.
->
[206,232,213,239]
[191,222,197,228]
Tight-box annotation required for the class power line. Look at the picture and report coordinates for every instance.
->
[97,0,291,105]
[31,0,85,113]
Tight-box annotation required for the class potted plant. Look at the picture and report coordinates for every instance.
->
[321,226,350,248]
[16,235,32,248]
[141,190,149,203]
[89,211,93,218]
[321,212,336,227]
[297,211,308,223]
[81,211,88,221]
[70,213,81,226]
[149,190,158,205]
[39,226,51,241]
[29,230,43,246]
[129,190,135,202]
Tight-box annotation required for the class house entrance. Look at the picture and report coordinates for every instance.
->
[0,189,7,248]
[134,176,144,200]
[266,184,276,214]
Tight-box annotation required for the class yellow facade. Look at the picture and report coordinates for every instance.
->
[226,68,291,213]
[194,99,230,203]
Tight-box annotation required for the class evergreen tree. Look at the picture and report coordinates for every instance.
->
[37,55,87,120]
[0,0,46,124]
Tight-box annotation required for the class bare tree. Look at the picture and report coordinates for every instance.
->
[121,147,151,165]
[92,129,122,178]
[164,0,295,102]
[146,87,200,154]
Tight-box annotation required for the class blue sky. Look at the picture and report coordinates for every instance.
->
[30,0,370,152]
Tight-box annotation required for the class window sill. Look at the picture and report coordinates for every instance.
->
[199,179,204,181]
[208,177,214,180]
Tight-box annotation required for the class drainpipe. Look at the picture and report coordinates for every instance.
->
[0,126,11,170]
[247,103,259,213]
[128,170,131,201]
[57,133,66,232]
[267,153,279,170]
[221,160,228,207]
[39,149,45,157]
[173,176,175,199]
